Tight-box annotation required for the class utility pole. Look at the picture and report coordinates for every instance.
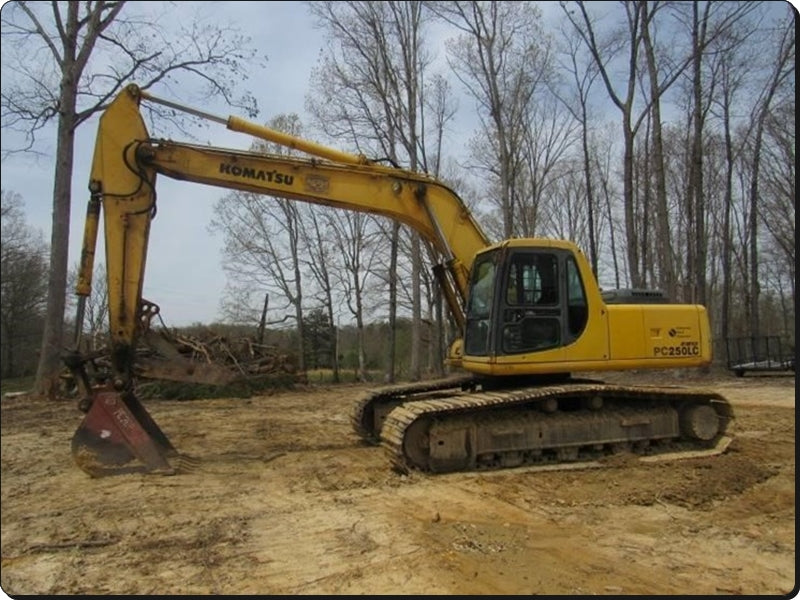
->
[257,293,269,344]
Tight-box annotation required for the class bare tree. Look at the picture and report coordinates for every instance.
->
[592,125,625,289]
[307,0,443,381]
[516,91,577,238]
[555,20,603,276]
[710,18,758,339]
[420,74,460,373]
[673,1,762,306]
[563,1,769,298]
[1,1,258,398]
[759,103,795,310]
[327,210,383,382]
[210,115,310,374]
[742,15,794,338]
[214,190,308,371]
[686,3,766,338]
[1,190,48,377]
[562,1,662,288]
[429,1,553,239]
[300,206,342,383]
[76,263,108,351]
[638,1,678,298]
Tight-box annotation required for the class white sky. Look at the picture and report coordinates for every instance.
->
[1,0,796,328]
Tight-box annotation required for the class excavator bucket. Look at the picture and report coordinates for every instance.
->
[71,389,182,477]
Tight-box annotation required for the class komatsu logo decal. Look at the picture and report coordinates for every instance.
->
[220,163,294,185]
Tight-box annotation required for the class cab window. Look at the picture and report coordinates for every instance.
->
[566,256,588,339]
[501,253,560,354]
[464,252,497,356]
[505,254,558,306]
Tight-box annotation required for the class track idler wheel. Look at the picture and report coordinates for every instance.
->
[71,389,180,477]
[679,403,721,441]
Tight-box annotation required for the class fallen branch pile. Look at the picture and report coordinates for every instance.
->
[158,328,298,377]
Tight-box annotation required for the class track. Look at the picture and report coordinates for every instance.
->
[351,374,476,443]
[352,377,734,474]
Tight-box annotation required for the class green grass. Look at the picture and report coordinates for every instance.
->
[305,368,384,383]
[136,373,300,400]
[0,376,35,398]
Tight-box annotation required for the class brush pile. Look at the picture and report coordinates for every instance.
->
[155,327,298,378]
[63,327,302,400]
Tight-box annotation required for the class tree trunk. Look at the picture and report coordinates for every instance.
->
[580,107,598,277]
[642,4,676,298]
[748,121,764,339]
[721,100,734,340]
[622,121,641,288]
[34,84,77,399]
[690,3,708,306]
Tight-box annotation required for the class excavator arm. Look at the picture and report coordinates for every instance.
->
[81,84,489,357]
[68,83,489,476]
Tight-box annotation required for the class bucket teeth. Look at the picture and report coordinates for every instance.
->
[71,389,179,477]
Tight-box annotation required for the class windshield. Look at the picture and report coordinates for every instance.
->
[467,252,496,317]
[464,251,497,356]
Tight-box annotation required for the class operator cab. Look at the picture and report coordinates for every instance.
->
[464,242,589,358]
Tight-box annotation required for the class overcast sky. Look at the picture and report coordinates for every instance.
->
[1,0,796,328]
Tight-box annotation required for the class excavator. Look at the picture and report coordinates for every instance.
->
[66,84,733,477]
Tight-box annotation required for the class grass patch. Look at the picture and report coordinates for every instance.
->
[1,376,35,398]
[305,368,384,384]
[136,373,300,400]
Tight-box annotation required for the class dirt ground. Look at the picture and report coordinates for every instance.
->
[0,369,795,596]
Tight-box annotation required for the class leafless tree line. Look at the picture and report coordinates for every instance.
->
[209,1,794,380]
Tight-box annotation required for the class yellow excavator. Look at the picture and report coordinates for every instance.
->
[66,84,733,477]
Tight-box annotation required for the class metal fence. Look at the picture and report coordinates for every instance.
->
[722,335,795,376]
